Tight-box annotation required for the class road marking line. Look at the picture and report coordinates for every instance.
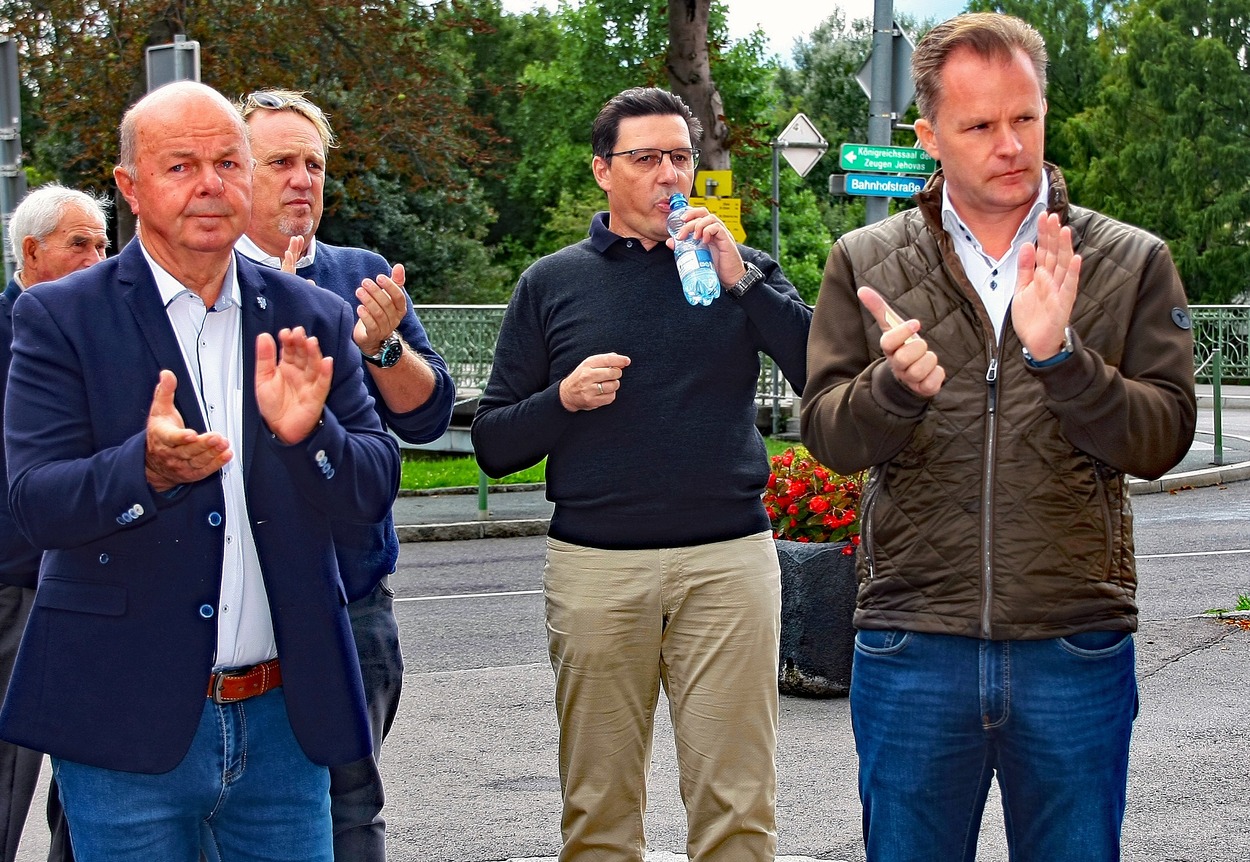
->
[1139,548,1250,559]
[397,589,542,603]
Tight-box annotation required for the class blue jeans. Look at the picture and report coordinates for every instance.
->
[850,630,1138,862]
[53,689,331,862]
[330,576,403,861]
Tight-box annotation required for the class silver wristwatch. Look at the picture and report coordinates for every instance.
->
[362,332,403,368]
[728,262,765,299]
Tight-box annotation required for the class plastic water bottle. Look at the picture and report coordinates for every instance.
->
[667,192,721,306]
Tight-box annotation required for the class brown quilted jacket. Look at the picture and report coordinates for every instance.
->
[801,166,1197,640]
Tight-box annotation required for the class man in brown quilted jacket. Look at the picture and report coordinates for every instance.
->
[801,12,1196,862]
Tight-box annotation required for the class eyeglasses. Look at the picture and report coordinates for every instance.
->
[240,91,325,122]
[606,147,700,172]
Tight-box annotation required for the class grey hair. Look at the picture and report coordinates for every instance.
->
[9,184,111,270]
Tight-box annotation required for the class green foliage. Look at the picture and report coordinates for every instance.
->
[1063,0,1250,303]
[8,0,1250,306]
[3,0,503,299]
[966,0,1114,169]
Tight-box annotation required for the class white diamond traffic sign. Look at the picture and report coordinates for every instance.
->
[776,113,828,178]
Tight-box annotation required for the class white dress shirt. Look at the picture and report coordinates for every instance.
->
[941,174,1050,343]
[234,232,318,270]
[142,245,277,671]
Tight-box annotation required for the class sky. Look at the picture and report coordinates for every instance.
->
[498,1,969,62]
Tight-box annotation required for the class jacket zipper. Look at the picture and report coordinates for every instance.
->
[862,468,883,579]
[981,354,999,638]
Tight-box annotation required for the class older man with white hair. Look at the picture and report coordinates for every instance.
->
[2,183,109,862]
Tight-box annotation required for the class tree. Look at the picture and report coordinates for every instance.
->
[966,0,1113,169]
[667,0,730,169]
[1064,0,1250,302]
[0,0,509,300]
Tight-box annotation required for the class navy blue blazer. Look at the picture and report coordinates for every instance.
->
[297,242,456,600]
[0,241,401,773]
[0,279,41,588]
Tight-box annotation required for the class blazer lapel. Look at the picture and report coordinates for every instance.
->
[238,255,275,484]
[117,240,208,434]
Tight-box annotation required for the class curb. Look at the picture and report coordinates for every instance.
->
[394,462,1250,541]
[395,518,551,543]
[1128,460,1250,495]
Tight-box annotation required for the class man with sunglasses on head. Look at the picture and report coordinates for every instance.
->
[235,89,455,861]
[473,87,811,862]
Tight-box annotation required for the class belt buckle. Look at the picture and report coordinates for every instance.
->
[210,670,243,704]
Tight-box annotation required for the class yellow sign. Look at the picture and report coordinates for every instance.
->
[689,196,746,243]
[694,169,733,197]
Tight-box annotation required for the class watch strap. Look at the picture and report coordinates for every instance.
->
[1022,326,1075,368]
[362,332,402,368]
[728,262,765,299]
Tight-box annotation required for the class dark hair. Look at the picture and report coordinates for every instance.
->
[912,13,1048,122]
[590,88,703,159]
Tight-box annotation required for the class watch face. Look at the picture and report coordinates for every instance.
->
[378,336,402,368]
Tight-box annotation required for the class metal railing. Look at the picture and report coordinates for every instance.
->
[1191,305,1250,382]
[415,303,1248,412]
[416,303,794,413]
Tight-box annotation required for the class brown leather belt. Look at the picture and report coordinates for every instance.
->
[207,658,282,704]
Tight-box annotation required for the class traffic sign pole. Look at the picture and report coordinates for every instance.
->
[866,0,895,225]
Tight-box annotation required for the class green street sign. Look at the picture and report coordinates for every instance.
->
[839,143,935,176]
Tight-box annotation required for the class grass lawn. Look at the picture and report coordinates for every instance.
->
[400,437,800,490]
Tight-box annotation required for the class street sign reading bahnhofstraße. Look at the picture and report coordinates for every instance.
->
[842,173,926,198]
[840,143,935,176]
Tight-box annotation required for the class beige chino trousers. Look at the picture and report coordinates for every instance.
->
[544,531,781,862]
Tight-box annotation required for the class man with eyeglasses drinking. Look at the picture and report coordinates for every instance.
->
[235,88,455,862]
[473,87,811,862]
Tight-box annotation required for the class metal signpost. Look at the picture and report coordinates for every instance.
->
[771,112,828,262]
[835,1,925,224]
[769,112,828,434]
[146,35,201,91]
[1,37,27,284]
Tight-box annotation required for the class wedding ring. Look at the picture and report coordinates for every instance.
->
[596,382,604,395]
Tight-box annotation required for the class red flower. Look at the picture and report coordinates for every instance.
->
[762,445,865,547]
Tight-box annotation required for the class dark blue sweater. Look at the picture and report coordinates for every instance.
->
[298,243,456,599]
[472,213,811,549]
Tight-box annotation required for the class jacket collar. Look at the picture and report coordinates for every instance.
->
[917,162,1072,237]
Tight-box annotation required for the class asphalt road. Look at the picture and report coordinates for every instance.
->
[375,479,1250,862]
[14,443,1250,862]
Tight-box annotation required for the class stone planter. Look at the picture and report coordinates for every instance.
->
[776,539,858,698]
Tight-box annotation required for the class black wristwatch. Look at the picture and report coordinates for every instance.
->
[727,262,765,299]
[362,332,403,368]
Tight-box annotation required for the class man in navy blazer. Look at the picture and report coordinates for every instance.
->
[1,183,108,862]
[0,82,399,862]
[235,89,455,861]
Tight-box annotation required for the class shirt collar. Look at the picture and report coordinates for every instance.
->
[588,211,621,253]
[142,243,241,311]
[940,172,1050,258]
[235,232,317,270]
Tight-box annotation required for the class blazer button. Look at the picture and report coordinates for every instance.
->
[199,604,215,619]
[208,512,223,527]
[98,553,109,564]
